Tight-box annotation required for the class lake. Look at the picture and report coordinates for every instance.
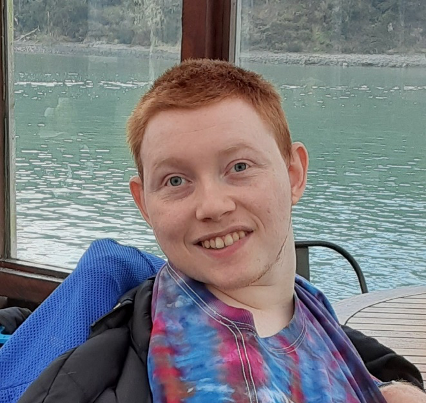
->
[12,52,426,302]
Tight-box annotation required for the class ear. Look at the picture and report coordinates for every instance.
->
[288,142,309,206]
[129,175,152,226]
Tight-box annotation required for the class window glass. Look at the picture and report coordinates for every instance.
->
[13,0,182,268]
[238,0,426,301]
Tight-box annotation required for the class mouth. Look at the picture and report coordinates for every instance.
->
[197,230,250,250]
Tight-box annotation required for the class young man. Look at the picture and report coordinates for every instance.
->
[20,59,426,402]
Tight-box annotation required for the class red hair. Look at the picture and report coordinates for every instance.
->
[127,59,292,176]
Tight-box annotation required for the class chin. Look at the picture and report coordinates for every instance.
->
[206,269,270,291]
[176,259,274,291]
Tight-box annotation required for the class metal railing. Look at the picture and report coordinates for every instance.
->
[295,240,368,294]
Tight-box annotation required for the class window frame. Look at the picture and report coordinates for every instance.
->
[0,0,236,305]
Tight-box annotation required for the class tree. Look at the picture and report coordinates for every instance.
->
[12,0,426,53]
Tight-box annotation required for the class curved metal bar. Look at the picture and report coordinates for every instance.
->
[295,240,369,294]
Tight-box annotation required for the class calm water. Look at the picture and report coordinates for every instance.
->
[13,53,426,302]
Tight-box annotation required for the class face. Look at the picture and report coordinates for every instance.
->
[130,98,308,292]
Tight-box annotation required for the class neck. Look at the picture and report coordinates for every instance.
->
[207,248,297,338]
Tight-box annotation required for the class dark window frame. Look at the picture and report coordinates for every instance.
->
[0,0,234,305]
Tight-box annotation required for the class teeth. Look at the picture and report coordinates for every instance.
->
[201,231,247,250]
[224,234,234,246]
[215,237,224,249]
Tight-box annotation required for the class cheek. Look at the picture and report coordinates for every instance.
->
[262,180,293,227]
[148,203,187,243]
[266,173,291,202]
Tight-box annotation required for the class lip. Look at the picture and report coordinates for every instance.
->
[193,226,253,245]
[195,230,251,259]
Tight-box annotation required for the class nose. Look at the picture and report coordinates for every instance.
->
[195,180,236,222]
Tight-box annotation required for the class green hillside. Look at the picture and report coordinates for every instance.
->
[13,0,426,54]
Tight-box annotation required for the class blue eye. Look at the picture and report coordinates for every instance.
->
[167,176,184,186]
[234,162,247,172]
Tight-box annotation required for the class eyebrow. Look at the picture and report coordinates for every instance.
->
[150,157,188,174]
[220,142,260,157]
[149,142,261,174]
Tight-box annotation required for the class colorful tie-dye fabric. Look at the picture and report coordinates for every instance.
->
[148,264,385,403]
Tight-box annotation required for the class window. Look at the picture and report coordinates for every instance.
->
[12,0,182,269]
[0,0,232,304]
[2,0,425,304]
[237,0,426,301]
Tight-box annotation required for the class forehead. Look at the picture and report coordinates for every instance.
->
[140,99,273,160]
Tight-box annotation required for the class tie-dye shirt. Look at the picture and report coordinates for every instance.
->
[148,264,385,403]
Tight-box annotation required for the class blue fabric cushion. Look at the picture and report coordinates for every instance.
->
[0,239,165,403]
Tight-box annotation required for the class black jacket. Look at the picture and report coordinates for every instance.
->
[0,307,32,336]
[19,278,423,402]
[0,307,32,348]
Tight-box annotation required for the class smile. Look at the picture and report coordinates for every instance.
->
[200,231,247,250]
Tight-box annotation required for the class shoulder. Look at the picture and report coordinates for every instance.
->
[19,327,130,402]
[294,275,339,322]
[19,278,156,403]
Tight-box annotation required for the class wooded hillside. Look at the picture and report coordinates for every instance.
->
[13,0,426,54]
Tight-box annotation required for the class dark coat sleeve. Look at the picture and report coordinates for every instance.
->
[342,324,424,390]
[19,328,131,403]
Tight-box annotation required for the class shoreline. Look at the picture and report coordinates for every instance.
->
[13,40,426,68]
[242,50,426,68]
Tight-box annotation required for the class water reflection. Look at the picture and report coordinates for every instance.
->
[14,54,426,302]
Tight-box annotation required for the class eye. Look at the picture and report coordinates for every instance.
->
[233,162,248,172]
[166,176,185,187]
